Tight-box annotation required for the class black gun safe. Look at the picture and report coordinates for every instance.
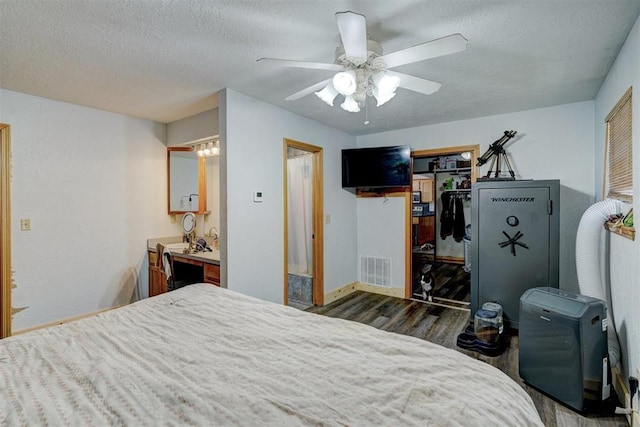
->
[471,180,560,328]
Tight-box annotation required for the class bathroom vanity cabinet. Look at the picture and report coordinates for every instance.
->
[148,249,220,297]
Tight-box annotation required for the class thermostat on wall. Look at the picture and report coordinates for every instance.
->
[253,191,264,202]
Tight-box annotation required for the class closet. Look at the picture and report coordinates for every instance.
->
[410,148,476,306]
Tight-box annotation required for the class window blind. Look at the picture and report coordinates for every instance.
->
[606,87,632,202]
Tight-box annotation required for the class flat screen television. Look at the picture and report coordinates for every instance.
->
[342,145,411,189]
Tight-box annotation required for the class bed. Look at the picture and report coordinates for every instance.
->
[0,284,543,426]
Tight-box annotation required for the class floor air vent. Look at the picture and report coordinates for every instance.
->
[360,256,391,287]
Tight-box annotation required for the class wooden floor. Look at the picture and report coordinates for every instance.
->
[411,261,471,305]
[306,290,627,427]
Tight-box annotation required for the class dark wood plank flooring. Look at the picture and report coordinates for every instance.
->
[411,262,471,305]
[307,291,626,427]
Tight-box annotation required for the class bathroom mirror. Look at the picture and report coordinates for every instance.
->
[168,147,207,214]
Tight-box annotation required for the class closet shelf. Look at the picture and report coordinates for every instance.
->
[413,167,472,175]
[435,167,471,173]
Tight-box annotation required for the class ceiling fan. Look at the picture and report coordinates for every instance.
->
[258,11,468,113]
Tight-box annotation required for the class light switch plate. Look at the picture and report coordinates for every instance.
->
[253,191,263,202]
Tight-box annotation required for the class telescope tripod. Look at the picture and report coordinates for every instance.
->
[476,130,517,181]
[484,145,515,180]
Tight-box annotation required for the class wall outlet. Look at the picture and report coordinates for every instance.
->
[20,218,31,231]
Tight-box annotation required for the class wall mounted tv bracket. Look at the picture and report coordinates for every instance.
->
[476,130,517,181]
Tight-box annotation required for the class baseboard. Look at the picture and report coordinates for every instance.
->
[12,304,125,336]
[356,282,404,299]
[324,282,359,305]
[612,366,640,427]
[324,281,404,305]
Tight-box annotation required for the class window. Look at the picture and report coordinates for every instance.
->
[605,87,633,201]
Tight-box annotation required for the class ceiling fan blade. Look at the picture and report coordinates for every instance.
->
[380,34,468,69]
[386,71,442,95]
[257,58,345,71]
[336,11,368,61]
[285,78,333,101]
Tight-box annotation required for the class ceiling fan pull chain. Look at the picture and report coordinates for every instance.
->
[364,101,370,125]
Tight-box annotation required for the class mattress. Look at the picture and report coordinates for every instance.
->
[0,284,542,426]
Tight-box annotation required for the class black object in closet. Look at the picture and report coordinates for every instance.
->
[453,196,466,242]
[440,192,453,239]
[440,192,469,241]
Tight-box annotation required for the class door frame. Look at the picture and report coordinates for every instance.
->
[0,123,12,337]
[283,139,324,306]
[407,144,480,298]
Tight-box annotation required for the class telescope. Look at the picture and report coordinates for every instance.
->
[477,130,517,180]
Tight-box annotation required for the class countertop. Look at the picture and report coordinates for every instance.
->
[148,237,220,265]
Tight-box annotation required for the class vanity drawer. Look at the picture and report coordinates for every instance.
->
[204,264,220,286]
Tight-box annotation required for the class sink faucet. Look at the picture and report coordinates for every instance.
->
[182,231,197,254]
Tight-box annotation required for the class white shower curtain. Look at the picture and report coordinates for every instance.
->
[287,155,313,275]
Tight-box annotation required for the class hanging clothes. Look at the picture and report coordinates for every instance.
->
[453,196,466,242]
[440,192,453,239]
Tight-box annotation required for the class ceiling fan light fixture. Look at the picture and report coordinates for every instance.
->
[371,72,400,106]
[373,88,396,106]
[373,72,400,94]
[333,70,357,96]
[261,12,468,120]
[315,82,339,106]
[341,95,360,112]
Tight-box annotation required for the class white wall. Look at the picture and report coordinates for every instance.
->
[167,108,219,146]
[0,89,180,331]
[594,15,639,388]
[357,101,596,293]
[221,89,357,304]
[357,197,406,287]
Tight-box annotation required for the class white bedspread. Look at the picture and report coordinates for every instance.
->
[0,284,542,426]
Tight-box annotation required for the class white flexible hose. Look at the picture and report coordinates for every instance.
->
[575,199,621,367]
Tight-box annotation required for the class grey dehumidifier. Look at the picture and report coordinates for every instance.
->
[519,287,609,412]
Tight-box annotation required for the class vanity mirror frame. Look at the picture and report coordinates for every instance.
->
[167,147,207,214]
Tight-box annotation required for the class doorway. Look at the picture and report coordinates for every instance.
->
[283,139,323,308]
[0,123,12,337]
[408,145,479,309]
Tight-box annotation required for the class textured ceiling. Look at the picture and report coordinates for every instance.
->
[1,1,639,136]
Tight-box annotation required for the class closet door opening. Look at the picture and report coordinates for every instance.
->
[409,145,479,310]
